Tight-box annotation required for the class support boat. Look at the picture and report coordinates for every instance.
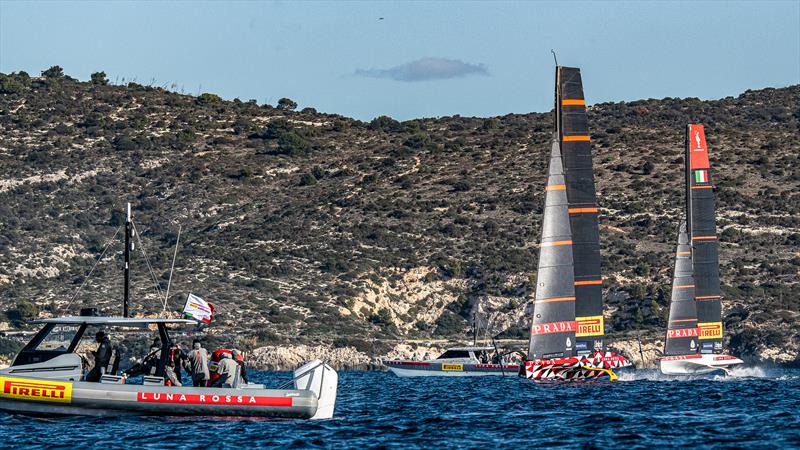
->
[0,204,338,418]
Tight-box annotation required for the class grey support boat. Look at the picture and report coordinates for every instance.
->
[0,316,337,419]
[0,204,337,419]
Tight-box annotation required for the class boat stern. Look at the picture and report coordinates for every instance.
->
[293,359,338,420]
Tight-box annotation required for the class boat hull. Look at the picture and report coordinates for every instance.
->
[0,375,318,418]
[384,361,518,377]
[521,351,633,381]
[659,354,743,375]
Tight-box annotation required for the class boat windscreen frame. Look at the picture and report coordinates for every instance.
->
[13,323,88,366]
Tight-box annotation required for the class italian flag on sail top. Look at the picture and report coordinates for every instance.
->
[695,169,708,183]
[183,293,215,324]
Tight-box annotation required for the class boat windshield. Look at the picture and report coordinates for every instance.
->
[437,350,471,359]
[30,324,81,352]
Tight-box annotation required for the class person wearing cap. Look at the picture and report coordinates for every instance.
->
[231,349,249,384]
[86,331,112,382]
[211,352,238,388]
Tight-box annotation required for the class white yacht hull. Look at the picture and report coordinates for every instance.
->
[659,354,743,375]
[384,361,518,377]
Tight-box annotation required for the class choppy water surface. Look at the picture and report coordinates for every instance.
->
[1,367,798,449]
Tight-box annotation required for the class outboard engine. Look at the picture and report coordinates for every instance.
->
[293,359,337,420]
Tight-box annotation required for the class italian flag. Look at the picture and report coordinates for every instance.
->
[695,170,708,183]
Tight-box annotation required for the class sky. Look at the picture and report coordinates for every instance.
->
[1,1,798,121]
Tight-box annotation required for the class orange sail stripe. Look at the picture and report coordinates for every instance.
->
[534,297,576,304]
[676,251,691,255]
[670,318,697,323]
[540,240,573,247]
[562,135,590,142]
[545,184,566,191]
[568,207,598,214]
[691,185,713,189]
[674,284,695,289]
[695,295,721,300]
[561,99,585,106]
[692,236,717,241]
[574,280,602,286]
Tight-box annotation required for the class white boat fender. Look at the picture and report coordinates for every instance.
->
[293,359,338,420]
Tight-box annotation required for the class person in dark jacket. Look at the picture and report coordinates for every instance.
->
[122,343,161,379]
[231,349,249,384]
[170,342,187,382]
[86,331,112,382]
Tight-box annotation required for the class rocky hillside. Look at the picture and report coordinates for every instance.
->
[1,68,798,365]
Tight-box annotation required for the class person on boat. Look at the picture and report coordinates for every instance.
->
[169,342,187,382]
[164,352,182,387]
[122,342,161,379]
[211,352,238,388]
[86,331,112,382]
[186,340,210,387]
[231,349,249,384]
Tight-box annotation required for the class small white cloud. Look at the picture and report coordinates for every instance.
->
[356,57,489,82]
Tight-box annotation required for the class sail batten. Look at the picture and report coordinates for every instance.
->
[685,124,723,353]
[557,67,604,353]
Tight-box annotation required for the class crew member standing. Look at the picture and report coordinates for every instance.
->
[186,340,210,387]
[212,352,238,388]
[231,349,249,384]
[86,331,112,382]
[170,342,187,382]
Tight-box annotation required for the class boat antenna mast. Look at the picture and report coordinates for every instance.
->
[124,202,132,317]
[551,49,558,66]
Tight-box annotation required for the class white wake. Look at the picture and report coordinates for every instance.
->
[618,366,779,382]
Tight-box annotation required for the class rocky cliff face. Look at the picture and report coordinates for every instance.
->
[0,70,798,365]
[247,342,446,371]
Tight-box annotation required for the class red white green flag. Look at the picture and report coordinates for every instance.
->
[695,169,708,183]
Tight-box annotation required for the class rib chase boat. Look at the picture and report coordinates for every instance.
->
[521,65,632,381]
[0,205,338,419]
[384,346,518,377]
[0,316,337,418]
[659,125,743,376]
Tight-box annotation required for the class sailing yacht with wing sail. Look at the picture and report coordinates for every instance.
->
[520,66,632,381]
[659,125,743,375]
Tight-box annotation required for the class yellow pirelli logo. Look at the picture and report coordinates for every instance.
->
[0,377,72,403]
[575,315,604,337]
[697,322,722,340]
[441,364,463,372]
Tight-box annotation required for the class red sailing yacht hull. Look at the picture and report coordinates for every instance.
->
[521,351,633,381]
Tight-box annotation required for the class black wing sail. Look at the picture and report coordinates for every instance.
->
[528,138,577,359]
[664,222,700,356]
[557,67,604,354]
[685,124,723,353]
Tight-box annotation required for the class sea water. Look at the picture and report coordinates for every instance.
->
[0,368,798,449]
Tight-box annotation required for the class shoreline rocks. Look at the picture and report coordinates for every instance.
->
[246,342,448,371]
